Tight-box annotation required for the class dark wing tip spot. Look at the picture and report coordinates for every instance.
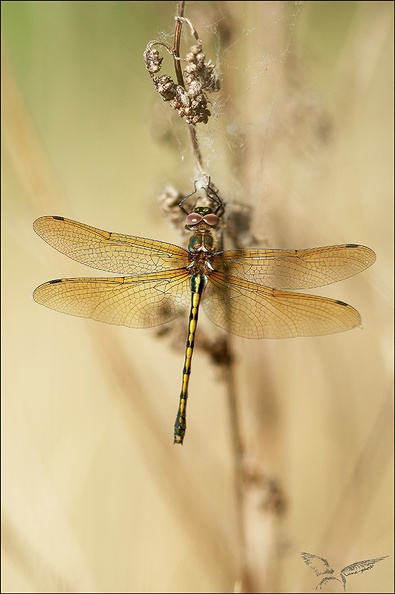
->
[49,279,63,284]
[336,299,349,307]
[52,216,65,221]
[345,243,359,248]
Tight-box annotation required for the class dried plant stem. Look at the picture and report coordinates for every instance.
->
[158,2,252,587]
[174,2,247,585]
[173,2,186,87]
[173,2,206,176]
[226,356,249,583]
[188,126,205,176]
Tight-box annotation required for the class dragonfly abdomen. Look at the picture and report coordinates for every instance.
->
[174,274,207,444]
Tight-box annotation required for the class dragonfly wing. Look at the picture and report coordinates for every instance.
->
[203,272,362,338]
[212,245,376,289]
[33,270,191,328]
[33,216,189,275]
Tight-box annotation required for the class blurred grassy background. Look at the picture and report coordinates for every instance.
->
[2,1,393,592]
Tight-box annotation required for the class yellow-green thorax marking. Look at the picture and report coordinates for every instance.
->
[173,207,221,444]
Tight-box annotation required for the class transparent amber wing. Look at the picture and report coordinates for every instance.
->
[33,216,189,275]
[212,245,376,289]
[33,269,191,328]
[203,272,362,338]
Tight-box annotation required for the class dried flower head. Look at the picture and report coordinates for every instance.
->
[144,20,220,126]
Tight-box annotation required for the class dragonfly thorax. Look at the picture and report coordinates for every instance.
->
[188,230,216,252]
[187,231,216,275]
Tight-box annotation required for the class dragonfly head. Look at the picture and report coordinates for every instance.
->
[185,207,220,230]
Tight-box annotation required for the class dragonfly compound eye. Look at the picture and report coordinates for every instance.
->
[202,213,220,227]
[185,213,203,226]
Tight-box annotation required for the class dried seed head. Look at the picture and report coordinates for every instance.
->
[143,47,163,75]
[153,75,177,101]
[200,61,221,93]
[144,22,220,125]
[184,45,220,94]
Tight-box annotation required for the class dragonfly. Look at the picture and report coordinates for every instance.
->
[33,191,376,444]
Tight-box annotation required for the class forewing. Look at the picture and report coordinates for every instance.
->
[213,244,376,289]
[33,216,189,275]
[33,270,191,328]
[203,273,361,338]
